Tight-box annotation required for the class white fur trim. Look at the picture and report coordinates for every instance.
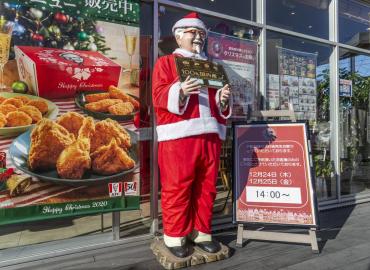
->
[164,234,186,247]
[198,87,211,118]
[173,48,207,60]
[216,88,232,119]
[168,81,189,115]
[189,230,212,243]
[172,18,207,34]
[156,117,226,142]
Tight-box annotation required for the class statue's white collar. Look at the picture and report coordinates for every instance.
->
[173,48,207,60]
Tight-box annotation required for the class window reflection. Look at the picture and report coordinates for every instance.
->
[157,5,260,216]
[169,0,256,21]
[158,5,259,56]
[339,0,370,47]
[339,49,370,196]
[266,0,329,39]
[266,31,336,201]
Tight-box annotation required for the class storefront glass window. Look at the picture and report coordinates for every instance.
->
[339,49,370,196]
[158,5,260,217]
[339,0,370,46]
[266,31,336,201]
[266,0,329,39]
[169,0,256,21]
[158,5,259,56]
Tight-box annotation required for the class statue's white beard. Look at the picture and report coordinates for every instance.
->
[193,44,201,54]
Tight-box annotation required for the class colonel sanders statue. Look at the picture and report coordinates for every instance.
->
[152,12,232,258]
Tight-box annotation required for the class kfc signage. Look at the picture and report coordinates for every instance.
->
[108,182,123,197]
[233,122,318,226]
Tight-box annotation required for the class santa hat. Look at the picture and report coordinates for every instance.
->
[172,12,207,34]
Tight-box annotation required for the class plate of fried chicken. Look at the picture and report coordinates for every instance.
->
[75,85,140,121]
[0,93,59,137]
[9,112,138,185]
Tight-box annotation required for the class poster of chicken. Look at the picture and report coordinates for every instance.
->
[0,0,142,225]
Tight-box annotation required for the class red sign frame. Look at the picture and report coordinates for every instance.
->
[233,122,319,227]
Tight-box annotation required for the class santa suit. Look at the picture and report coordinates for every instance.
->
[152,48,232,241]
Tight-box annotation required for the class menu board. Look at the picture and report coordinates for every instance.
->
[274,47,318,121]
[266,74,316,121]
[233,122,318,226]
[297,77,317,120]
[266,74,280,110]
[278,47,316,79]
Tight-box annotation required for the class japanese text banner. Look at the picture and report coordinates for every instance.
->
[8,0,139,25]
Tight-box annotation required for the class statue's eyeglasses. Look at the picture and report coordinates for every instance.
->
[183,29,206,39]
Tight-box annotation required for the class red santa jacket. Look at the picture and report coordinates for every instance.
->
[152,48,232,142]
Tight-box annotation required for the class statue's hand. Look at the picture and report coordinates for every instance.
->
[180,76,201,97]
[220,84,231,106]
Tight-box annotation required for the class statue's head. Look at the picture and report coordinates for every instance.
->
[172,12,207,54]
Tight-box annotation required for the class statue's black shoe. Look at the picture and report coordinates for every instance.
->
[196,241,221,253]
[167,244,190,258]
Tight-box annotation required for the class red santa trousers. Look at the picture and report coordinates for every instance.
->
[158,133,222,237]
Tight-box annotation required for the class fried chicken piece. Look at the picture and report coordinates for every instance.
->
[0,96,6,103]
[85,99,123,113]
[108,85,129,101]
[91,139,135,175]
[0,104,16,116]
[108,85,139,110]
[91,118,131,152]
[0,113,6,127]
[28,119,75,171]
[2,98,23,108]
[6,111,32,127]
[13,95,30,104]
[85,92,110,103]
[18,105,42,124]
[27,100,49,114]
[108,102,134,115]
[56,112,85,138]
[56,117,95,179]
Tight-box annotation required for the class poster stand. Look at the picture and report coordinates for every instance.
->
[236,224,319,252]
[235,107,319,254]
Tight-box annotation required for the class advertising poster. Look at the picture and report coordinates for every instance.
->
[233,122,318,226]
[207,31,257,118]
[0,0,141,225]
[266,74,280,110]
[339,79,352,97]
[278,48,317,121]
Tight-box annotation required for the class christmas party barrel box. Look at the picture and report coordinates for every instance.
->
[15,46,122,99]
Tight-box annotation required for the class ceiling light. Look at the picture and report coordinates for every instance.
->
[308,25,313,29]
[290,11,295,15]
